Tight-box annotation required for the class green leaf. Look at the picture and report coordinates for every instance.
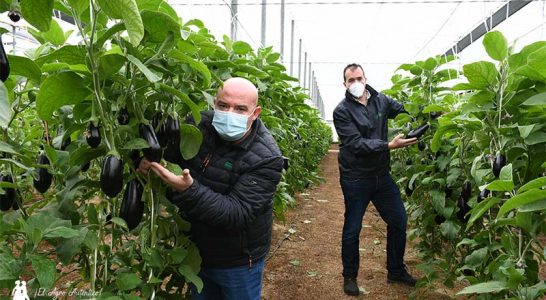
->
[97,0,144,47]
[30,254,56,289]
[8,55,42,82]
[518,199,546,213]
[518,176,546,193]
[98,54,126,78]
[0,141,18,155]
[21,0,54,32]
[169,49,211,88]
[179,264,203,293]
[36,45,87,66]
[522,92,546,106]
[43,227,80,239]
[464,247,488,268]
[127,54,160,82]
[0,253,19,281]
[431,124,458,152]
[456,281,508,295]
[36,72,91,121]
[528,45,546,79]
[463,61,498,89]
[483,31,508,61]
[439,221,459,240]
[56,228,87,265]
[179,124,203,160]
[422,104,444,113]
[141,10,181,43]
[498,189,546,217]
[518,125,535,139]
[486,180,514,192]
[39,19,67,46]
[0,81,11,129]
[66,0,89,17]
[121,138,151,150]
[499,163,512,181]
[467,197,501,229]
[232,41,253,55]
[116,272,142,290]
[525,131,546,145]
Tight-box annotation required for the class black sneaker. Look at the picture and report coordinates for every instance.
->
[387,271,417,287]
[343,277,359,296]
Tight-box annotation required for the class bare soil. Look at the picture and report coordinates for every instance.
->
[262,147,455,300]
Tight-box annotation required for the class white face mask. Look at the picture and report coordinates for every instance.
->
[348,81,366,98]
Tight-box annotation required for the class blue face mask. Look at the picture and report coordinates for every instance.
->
[212,110,253,141]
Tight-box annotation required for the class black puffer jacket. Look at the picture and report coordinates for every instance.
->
[333,85,406,178]
[170,110,284,267]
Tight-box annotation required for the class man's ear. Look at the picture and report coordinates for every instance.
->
[252,106,262,120]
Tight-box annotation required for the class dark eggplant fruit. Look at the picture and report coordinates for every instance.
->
[456,195,471,222]
[430,111,442,119]
[117,107,130,125]
[152,113,169,148]
[282,156,289,171]
[492,154,506,178]
[0,174,15,211]
[406,158,412,166]
[100,155,123,198]
[86,122,101,148]
[477,188,490,202]
[139,123,162,163]
[61,136,71,150]
[119,179,144,230]
[405,183,413,197]
[418,141,426,151]
[8,11,20,22]
[0,35,10,82]
[163,117,182,163]
[407,123,429,139]
[33,154,52,193]
[461,180,472,201]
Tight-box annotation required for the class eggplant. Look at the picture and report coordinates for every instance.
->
[456,195,470,222]
[461,180,472,201]
[139,123,162,163]
[0,35,10,82]
[492,154,506,178]
[152,113,169,148]
[407,123,429,139]
[119,179,144,230]
[86,122,101,148]
[418,141,426,151]
[406,158,412,166]
[117,107,130,125]
[61,136,71,150]
[33,154,52,193]
[100,155,123,198]
[0,174,15,211]
[282,156,289,171]
[163,117,182,163]
[8,11,20,22]
[477,188,490,202]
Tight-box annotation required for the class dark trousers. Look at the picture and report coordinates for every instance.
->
[340,173,408,278]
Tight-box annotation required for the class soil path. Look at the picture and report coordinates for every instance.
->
[262,147,419,300]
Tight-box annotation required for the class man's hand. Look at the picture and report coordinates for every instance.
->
[388,134,418,149]
[137,158,194,192]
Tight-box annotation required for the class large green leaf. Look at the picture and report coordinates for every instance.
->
[467,197,502,229]
[518,176,546,193]
[30,254,56,289]
[0,81,11,129]
[8,55,42,82]
[0,141,18,155]
[179,264,204,293]
[66,0,89,17]
[141,10,181,43]
[232,41,253,55]
[522,92,546,106]
[0,253,20,281]
[179,124,203,160]
[35,45,87,66]
[483,31,508,61]
[169,49,211,88]
[127,54,160,82]
[462,61,498,89]
[486,180,514,192]
[36,19,67,46]
[116,272,142,290]
[96,0,144,47]
[456,281,508,295]
[157,83,201,124]
[98,54,126,78]
[497,189,546,217]
[525,131,546,145]
[36,72,91,121]
[527,45,546,78]
[21,0,53,32]
[430,123,458,152]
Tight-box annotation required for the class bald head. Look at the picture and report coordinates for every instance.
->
[217,77,258,106]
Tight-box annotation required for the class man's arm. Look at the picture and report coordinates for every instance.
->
[169,156,284,230]
[386,95,407,119]
[333,107,388,154]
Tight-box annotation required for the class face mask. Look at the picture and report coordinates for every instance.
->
[348,81,365,98]
[212,109,254,141]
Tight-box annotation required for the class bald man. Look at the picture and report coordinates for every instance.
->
[139,77,284,300]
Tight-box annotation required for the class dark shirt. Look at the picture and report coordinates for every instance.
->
[333,85,406,178]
